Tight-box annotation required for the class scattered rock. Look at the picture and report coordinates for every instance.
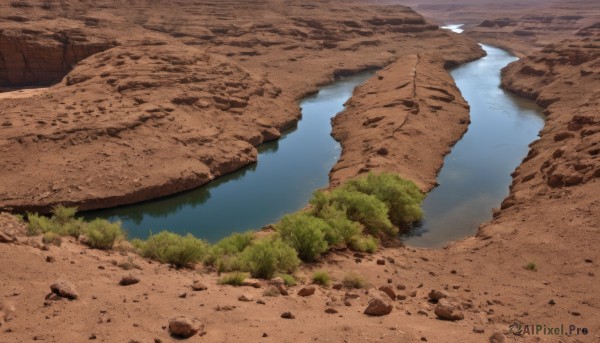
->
[50,278,79,300]
[168,316,199,338]
[241,279,262,288]
[281,312,295,319]
[332,283,343,290]
[396,294,407,301]
[238,294,254,302]
[378,286,396,300]
[191,281,207,291]
[489,332,505,343]
[364,296,393,316]
[376,259,386,265]
[428,289,447,301]
[119,275,140,286]
[396,284,406,290]
[178,292,187,299]
[325,308,338,314]
[571,311,581,316]
[297,286,316,297]
[434,299,464,321]
[548,299,555,305]
[46,256,55,263]
[473,327,485,334]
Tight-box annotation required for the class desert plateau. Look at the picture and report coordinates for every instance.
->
[0,0,599,342]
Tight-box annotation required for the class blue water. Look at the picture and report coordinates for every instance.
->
[84,72,374,242]
[403,44,544,247]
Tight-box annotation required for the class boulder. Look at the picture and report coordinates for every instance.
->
[378,286,396,300]
[364,295,393,316]
[428,289,447,301]
[168,316,199,338]
[50,278,79,300]
[241,278,262,288]
[297,286,316,297]
[191,281,207,291]
[119,275,140,286]
[434,299,464,321]
[238,294,254,302]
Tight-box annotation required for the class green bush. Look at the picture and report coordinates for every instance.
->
[342,272,367,289]
[205,232,254,268]
[135,231,208,268]
[328,189,394,236]
[51,205,77,224]
[218,272,249,286]
[349,235,378,253]
[318,205,362,247]
[276,273,297,286]
[312,270,331,287]
[42,231,62,246]
[343,172,424,228]
[26,213,57,236]
[83,218,125,249]
[238,238,300,279]
[276,213,329,261]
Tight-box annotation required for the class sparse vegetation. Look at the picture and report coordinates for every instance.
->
[312,270,332,287]
[134,231,208,268]
[42,231,62,246]
[276,273,297,286]
[83,218,125,249]
[525,262,537,271]
[342,272,367,289]
[277,213,329,261]
[237,238,301,279]
[217,272,249,286]
[349,235,378,253]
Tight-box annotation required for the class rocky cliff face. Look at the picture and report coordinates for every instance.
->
[499,26,600,211]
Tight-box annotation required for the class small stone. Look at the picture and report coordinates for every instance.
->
[168,316,199,338]
[376,259,385,265]
[344,300,352,306]
[409,290,417,297]
[191,281,207,291]
[450,270,457,274]
[119,275,140,286]
[281,312,295,319]
[332,283,343,290]
[256,299,266,305]
[434,299,464,321]
[238,294,254,302]
[548,299,555,305]
[89,333,97,340]
[387,278,392,284]
[473,327,485,334]
[417,310,428,316]
[378,286,396,300]
[241,279,262,288]
[262,333,268,338]
[489,332,505,343]
[46,256,55,263]
[584,259,593,263]
[396,294,407,301]
[428,289,447,301]
[571,311,581,316]
[297,286,316,297]
[178,292,187,299]
[364,296,393,316]
[421,337,427,342]
[396,284,406,290]
[50,278,79,300]
[325,308,338,314]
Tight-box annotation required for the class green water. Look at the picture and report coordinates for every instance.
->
[84,72,374,242]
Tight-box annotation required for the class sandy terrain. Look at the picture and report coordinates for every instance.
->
[0,0,599,342]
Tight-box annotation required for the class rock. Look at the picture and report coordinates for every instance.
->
[168,316,199,338]
[548,299,556,305]
[50,278,79,300]
[119,275,140,286]
[409,290,417,297]
[178,292,187,299]
[332,283,343,290]
[344,300,352,306]
[241,279,262,288]
[434,299,464,321]
[364,296,393,316]
[281,312,295,319]
[263,286,281,297]
[270,277,285,285]
[46,256,55,263]
[0,231,15,243]
[473,326,485,334]
[378,286,396,300]
[376,259,386,265]
[428,289,447,301]
[397,294,407,301]
[325,308,338,314]
[276,284,289,296]
[396,284,406,290]
[489,332,505,343]
[297,286,316,297]
[238,294,254,302]
[191,281,207,291]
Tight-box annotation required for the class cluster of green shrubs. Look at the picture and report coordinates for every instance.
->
[24,172,424,280]
[27,205,125,249]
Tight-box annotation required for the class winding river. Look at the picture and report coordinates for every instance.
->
[88,27,544,247]
[85,73,374,242]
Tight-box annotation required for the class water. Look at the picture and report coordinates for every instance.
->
[403,43,544,247]
[84,72,374,242]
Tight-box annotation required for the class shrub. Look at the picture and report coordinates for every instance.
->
[238,238,300,279]
[328,189,394,236]
[318,205,362,247]
[343,172,424,228]
[312,270,331,287]
[136,231,208,268]
[51,205,77,224]
[276,273,297,286]
[83,218,125,249]
[342,272,367,289]
[42,231,62,246]
[349,235,378,253]
[205,232,254,268]
[525,262,537,271]
[276,213,329,261]
[218,272,249,286]
[26,213,57,236]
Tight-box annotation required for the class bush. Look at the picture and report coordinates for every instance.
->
[218,272,249,286]
[312,270,331,287]
[277,273,297,286]
[343,172,424,228]
[318,205,362,247]
[525,262,537,271]
[238,238,300,279]
[26,213,57,236]
[205,232,254,268]
[42,231,62,246]
[349,235,378,253]
[342,272,367,289]
[276,213,329,261]
[83,218,125,249]
[51,205,77,224]
[135,231,208,268]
